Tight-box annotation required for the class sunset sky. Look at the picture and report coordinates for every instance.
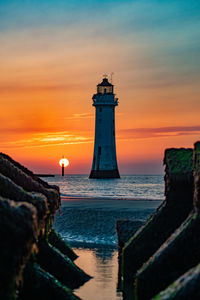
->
[0,0,200,174]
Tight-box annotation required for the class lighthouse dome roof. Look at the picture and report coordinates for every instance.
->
[97,77,113,87]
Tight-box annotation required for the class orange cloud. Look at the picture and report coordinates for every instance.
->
[0,1,200,174]
[119,125,200,140]
[1,131,92,149]
[65,113,94,120]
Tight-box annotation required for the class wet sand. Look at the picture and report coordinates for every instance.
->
[61,196,162,211]
[54,197,162,299]
[74,247,122,300]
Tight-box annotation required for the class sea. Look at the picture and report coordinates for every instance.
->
[45,175,164,300]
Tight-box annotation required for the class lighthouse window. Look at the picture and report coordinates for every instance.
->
[99,119,102,123]
[99,107,102,112]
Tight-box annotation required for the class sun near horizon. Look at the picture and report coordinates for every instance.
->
[59,158,69,168]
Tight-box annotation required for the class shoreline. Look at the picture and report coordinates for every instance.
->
[61,195,164,202]
[60,196,162,211]
[54,196,161,250]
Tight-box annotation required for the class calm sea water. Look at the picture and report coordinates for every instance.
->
[45,175,164,300]
[47,174,164,200]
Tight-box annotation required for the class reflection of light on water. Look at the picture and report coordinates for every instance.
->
[74,247,122,300]
[46,175,164,200]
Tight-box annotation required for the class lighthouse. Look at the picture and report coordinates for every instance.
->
[89,76,120,179]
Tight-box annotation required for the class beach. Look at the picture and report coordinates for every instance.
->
[54,197,161,300]
[47,175,163,299]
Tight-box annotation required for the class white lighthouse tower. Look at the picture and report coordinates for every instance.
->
[89,76,120,179]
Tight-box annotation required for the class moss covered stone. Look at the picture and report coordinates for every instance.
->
[49,229,78,261]
[164,148,194,206]
[135,212,200,299]
[193,142,200,211]
[19,263,81,300]
[0,152,59,193]
[0,173,48,226]
[37,239,91,289]
[164,148,193,180]
[116,219,144,292]
[116,219,144,251]
[133,144,200,299]
[0,197,38,300]
[153,263,200,300]
[0,156,60,215]
[0,153,91,298]
[122,148,194,287]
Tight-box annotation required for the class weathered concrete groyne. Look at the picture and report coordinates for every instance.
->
[116,219,145,253]
[0,153,90,300]
[121,148,194,283]
[49,229,78,261]
[116,219,144,292]
[153,263,200,300]
[119,143,200,299]
[135,143,200,299]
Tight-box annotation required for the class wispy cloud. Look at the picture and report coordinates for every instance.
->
[0,84,77,93]
[119,125,200,139]
[65,112,123,120]
[65,113,94,120]
[2,131,92,149]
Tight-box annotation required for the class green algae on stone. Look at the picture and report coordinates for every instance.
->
[0,197,38,300]
[193,142,200,211]
[0,154,91,299]
[19,262,81,300]
[164,148,193,180]
[0,152,59,193]
[121,148,194,296]
[0,173,48,225]
[0,156,60,215]
[135,212,200,300]
[152,263,200,300]
[37,239,92,289]
[116,219,144,250]
[164,148,193,206]
[116,219,144,292]
[49,229,78,261]
[122,201,166,281]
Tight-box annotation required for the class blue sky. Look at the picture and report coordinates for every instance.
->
[1,0,199,86]
[0,0,200,173]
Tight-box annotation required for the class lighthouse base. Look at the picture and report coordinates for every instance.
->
[89,169,120,179]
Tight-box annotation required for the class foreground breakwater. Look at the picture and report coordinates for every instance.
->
[118,141,200,299]
[0,153,91,300]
